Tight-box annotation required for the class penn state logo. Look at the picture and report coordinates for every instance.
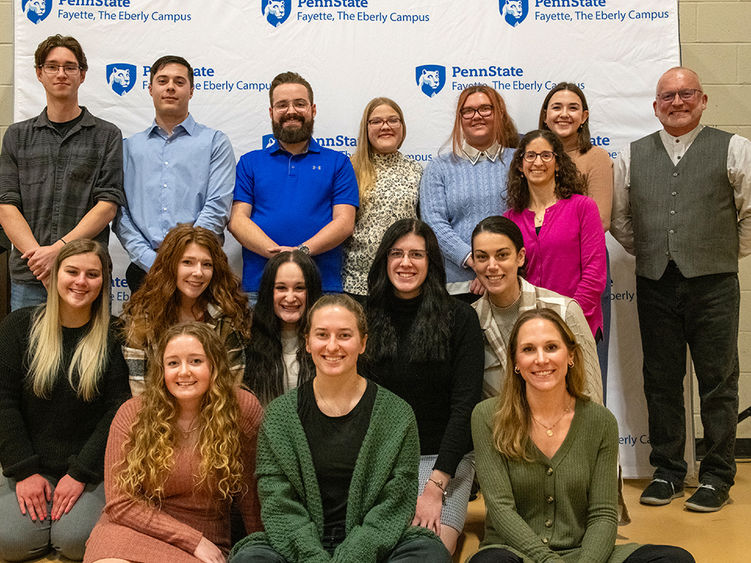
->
[262,134,277,149]
[499,0,528,27]
[22,0,51,24]
[106,64,137,96]
[262,0,291,27]
[415,65,446,98]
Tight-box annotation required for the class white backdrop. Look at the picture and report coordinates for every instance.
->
[13,0,681,477]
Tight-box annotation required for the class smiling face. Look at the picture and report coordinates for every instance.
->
[544,89,588,143]
[367,103,404,155]
[273,261,307,330]
[306,305,366,379]
[653,68,707,137]
[461,92,496,150]
[163,334,212,409]
[270,82,316,144]
[472,232,525,305]
[520,136,558,189]
[149,62,193,123]
[386,232,429,300]
[36,47,85,103]
[56,252,103,314]
[176,243,213,304]
[514,318,573,396]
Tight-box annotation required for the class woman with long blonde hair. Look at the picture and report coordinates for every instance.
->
[343,97,422,301]
[84,322,263,563]
[0,240,130,562]
[121,224,250,394]
[469,309,693,563]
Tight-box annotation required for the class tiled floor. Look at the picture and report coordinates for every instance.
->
[8,462,750,563]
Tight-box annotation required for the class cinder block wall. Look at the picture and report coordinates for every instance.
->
[1,0,750,435]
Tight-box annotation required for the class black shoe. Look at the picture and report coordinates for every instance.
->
[685,484,729,512]
[640,478,684,505]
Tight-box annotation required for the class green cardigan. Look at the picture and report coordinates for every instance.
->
[472,398,639,563]
[231,384,437,563]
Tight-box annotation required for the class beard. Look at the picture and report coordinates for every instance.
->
[272,114,315,144]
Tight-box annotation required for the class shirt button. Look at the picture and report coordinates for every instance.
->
[162,207,167,211]
[669,229,675,234]
[671,191,677,196]
[545,519,553,528]
[164,161,169,165]
[542,537,549,544]
[665,251,670,256]
[672,172,678,177]
[547,467,553,476]
[546,496,554,503]
[163,184,167,188]
[670,210,676,215]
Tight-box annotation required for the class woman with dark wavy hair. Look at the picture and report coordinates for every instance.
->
[84,322,263,563]
[243,250,322,406]
[121,224,251,394]
[361,218,484,555]
[420,85,519,301]
[504,130,606,340]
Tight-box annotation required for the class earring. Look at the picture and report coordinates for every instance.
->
[568,361,574,367]
[514,366,520,374]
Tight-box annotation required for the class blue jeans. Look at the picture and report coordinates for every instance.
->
[10,281,47,311]
[597,250,612,404]
[636,263,739,490]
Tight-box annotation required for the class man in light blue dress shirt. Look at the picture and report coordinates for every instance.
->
[114,55,235,291]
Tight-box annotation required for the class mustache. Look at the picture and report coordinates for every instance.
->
[280,114,304,124]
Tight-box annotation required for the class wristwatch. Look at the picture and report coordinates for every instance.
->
[297,245,310,255]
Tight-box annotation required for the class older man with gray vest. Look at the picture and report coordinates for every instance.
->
[611,67,751,513]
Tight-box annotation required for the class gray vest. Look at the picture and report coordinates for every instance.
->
[630,127,737,280]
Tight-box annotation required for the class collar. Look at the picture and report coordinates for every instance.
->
[268,136,321,155]
[34,106,94,129]
[149,113,195,138]
[659,124,704,147]
[461,141,503,164]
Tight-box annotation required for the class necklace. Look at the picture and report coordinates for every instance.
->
[531,402,573,437]
[176,418,200,438]
[314,378,364,417]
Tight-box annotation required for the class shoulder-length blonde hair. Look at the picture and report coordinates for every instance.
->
[28,239,112,401]
[116,322,244,504]
[122,224,251,350]
[449,85,519,156]
[350,97,406,198]
[492,308,589,461]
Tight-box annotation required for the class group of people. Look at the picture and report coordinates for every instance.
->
[0,31,747,563]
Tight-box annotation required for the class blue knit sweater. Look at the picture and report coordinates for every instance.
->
[419,150,512,286]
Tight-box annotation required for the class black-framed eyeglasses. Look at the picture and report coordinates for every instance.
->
[272,99,311,112]
[656,89,702,103]
[39,63,80,76]
[368,117,402,127]
[460,104,493,119]
[522,151,556,163]
[387,249,427,261]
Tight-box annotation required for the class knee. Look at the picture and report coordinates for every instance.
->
[0,505,51,561]
[230,545,287,563]
[50,523,90,561]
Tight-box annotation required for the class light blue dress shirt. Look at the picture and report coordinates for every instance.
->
[114,114,235,270]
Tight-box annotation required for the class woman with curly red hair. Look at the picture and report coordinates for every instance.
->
[121,224,250,394]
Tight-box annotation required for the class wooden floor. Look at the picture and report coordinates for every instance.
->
[10,461,750,563]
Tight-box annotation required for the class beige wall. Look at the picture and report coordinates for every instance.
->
[1,0,750,434]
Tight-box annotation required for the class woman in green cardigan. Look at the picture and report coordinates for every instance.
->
[230,294,449,563]
[470,309,694,563]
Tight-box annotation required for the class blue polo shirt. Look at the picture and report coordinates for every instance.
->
[234,138,359,292]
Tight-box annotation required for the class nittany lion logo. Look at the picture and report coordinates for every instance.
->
[22,0,51,24]
[499,0,528,27]
[262,134,277,149]
[106,64,137,96]
[262,0,291,27]
[415,65,446,98]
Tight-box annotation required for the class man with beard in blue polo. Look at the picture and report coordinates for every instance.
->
[229,71,358,297]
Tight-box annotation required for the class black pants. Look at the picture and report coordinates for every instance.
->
[126,262,148,295]
[468,544,695,563]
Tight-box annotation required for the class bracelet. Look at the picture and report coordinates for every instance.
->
[59,238,67,245]
[428,478,448,505]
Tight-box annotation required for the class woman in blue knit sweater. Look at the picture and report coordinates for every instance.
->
[420,85,519,301]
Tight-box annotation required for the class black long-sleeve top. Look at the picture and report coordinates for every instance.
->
[360,294,484,477]
[0,307,130,483]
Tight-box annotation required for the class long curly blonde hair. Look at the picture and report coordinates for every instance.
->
[116,322,244,504]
